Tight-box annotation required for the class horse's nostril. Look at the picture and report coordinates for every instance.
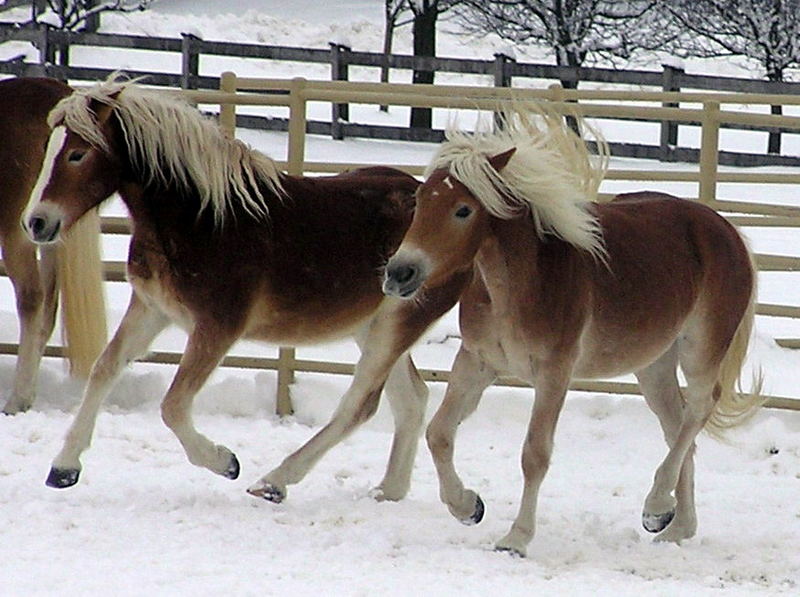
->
[29,216,47,236]
[393,264,417,284]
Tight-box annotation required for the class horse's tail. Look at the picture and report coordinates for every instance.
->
[58,209,108,378]
[705,240,764,436]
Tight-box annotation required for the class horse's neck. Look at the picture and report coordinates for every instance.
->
[475,217,579,308]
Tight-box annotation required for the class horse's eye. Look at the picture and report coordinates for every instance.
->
[454,205,473,219]
[68,150,86,163]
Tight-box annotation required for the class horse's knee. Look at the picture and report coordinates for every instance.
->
[15,283,44,319]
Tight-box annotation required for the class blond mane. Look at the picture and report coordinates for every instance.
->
[427,104,609,258]
[47,74,284,223]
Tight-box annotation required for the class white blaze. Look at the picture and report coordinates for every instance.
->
[24,126,67,222]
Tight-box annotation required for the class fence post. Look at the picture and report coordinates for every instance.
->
[768,104,782,155]
[660,63,683,161]
[493,51,514,88]
[35,24,54,66]
[181,33,200,90]
[273,77,308,417]
[330,42,350,140]
[698,101,720,206]
[218,71,237,136]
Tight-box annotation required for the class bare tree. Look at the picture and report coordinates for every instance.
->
[381,0,411,112]
[32,0,153,32]
[405,0,464,128]
[455,1,656,88]
[656,0,800,153]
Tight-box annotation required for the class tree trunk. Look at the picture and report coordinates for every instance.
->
[380,8,396,113]
[410,4,437,129]
[766,68,783,154]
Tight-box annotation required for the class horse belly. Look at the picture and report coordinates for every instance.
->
[572,325,680,379]
[243,292,384,346]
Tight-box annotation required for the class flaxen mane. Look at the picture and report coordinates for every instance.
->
[47,74,284,223]
[427,105,608,258]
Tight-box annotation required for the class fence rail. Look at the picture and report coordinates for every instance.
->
[2,23,800,166]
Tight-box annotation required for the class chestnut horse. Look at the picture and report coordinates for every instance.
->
[384,108,763,557]
[24,76,468,502]
[0,77,106,414]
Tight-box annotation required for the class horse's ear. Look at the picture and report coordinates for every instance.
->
[90,92,121,126]
[488,147,516,173]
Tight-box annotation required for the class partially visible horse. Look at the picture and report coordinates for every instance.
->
[0,77,106,414]
[24,75,468,502]
[384,107,763,557]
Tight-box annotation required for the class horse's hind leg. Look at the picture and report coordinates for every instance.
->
[2,232,46,414]
[427,346,496,524]
[641,334,718,540]
[635,344,698,542]
[371,352,429,502]
[159,321,240,479]
[47,292,169,488]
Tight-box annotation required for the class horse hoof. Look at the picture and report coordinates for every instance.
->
[46,467,80,489]
[495,545,525,558]
[642,509,676,533]
[222,454,240,480]
[460,494,485,526]
[247,482,286,504]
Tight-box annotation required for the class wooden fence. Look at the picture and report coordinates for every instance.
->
[1,23,800,167]
[5,75,797,415]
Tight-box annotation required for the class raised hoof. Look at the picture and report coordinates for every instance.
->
[495,545,525,558]
[460,494,485,526]
[46,467,80,489]
[247,483,286,504]
[222,454,240,480]
[643,509,676,533]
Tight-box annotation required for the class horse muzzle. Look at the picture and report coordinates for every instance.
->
[383,254,429,299]
[25,206,64,244]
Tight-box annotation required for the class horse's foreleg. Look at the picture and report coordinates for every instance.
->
[248,336,401,503]
[2,235,45,414]
[159,322,239,479]
[495,363,571,557]
[47,292,169,488]
[427,346,495,524]
[368,353,428,501]
[37,245,59,353]
[248,301,431,503]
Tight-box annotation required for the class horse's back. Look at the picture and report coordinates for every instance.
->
[0,77,71,236]
[578,191,754,373]
[601,191,751,277]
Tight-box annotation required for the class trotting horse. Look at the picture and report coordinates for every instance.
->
[383,107,763,557]
[0,77,106,414]
[24,75,468,502]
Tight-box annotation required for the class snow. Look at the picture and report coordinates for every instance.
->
[1,1,799,595]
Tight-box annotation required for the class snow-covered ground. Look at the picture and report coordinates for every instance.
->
[1,2,799,595]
